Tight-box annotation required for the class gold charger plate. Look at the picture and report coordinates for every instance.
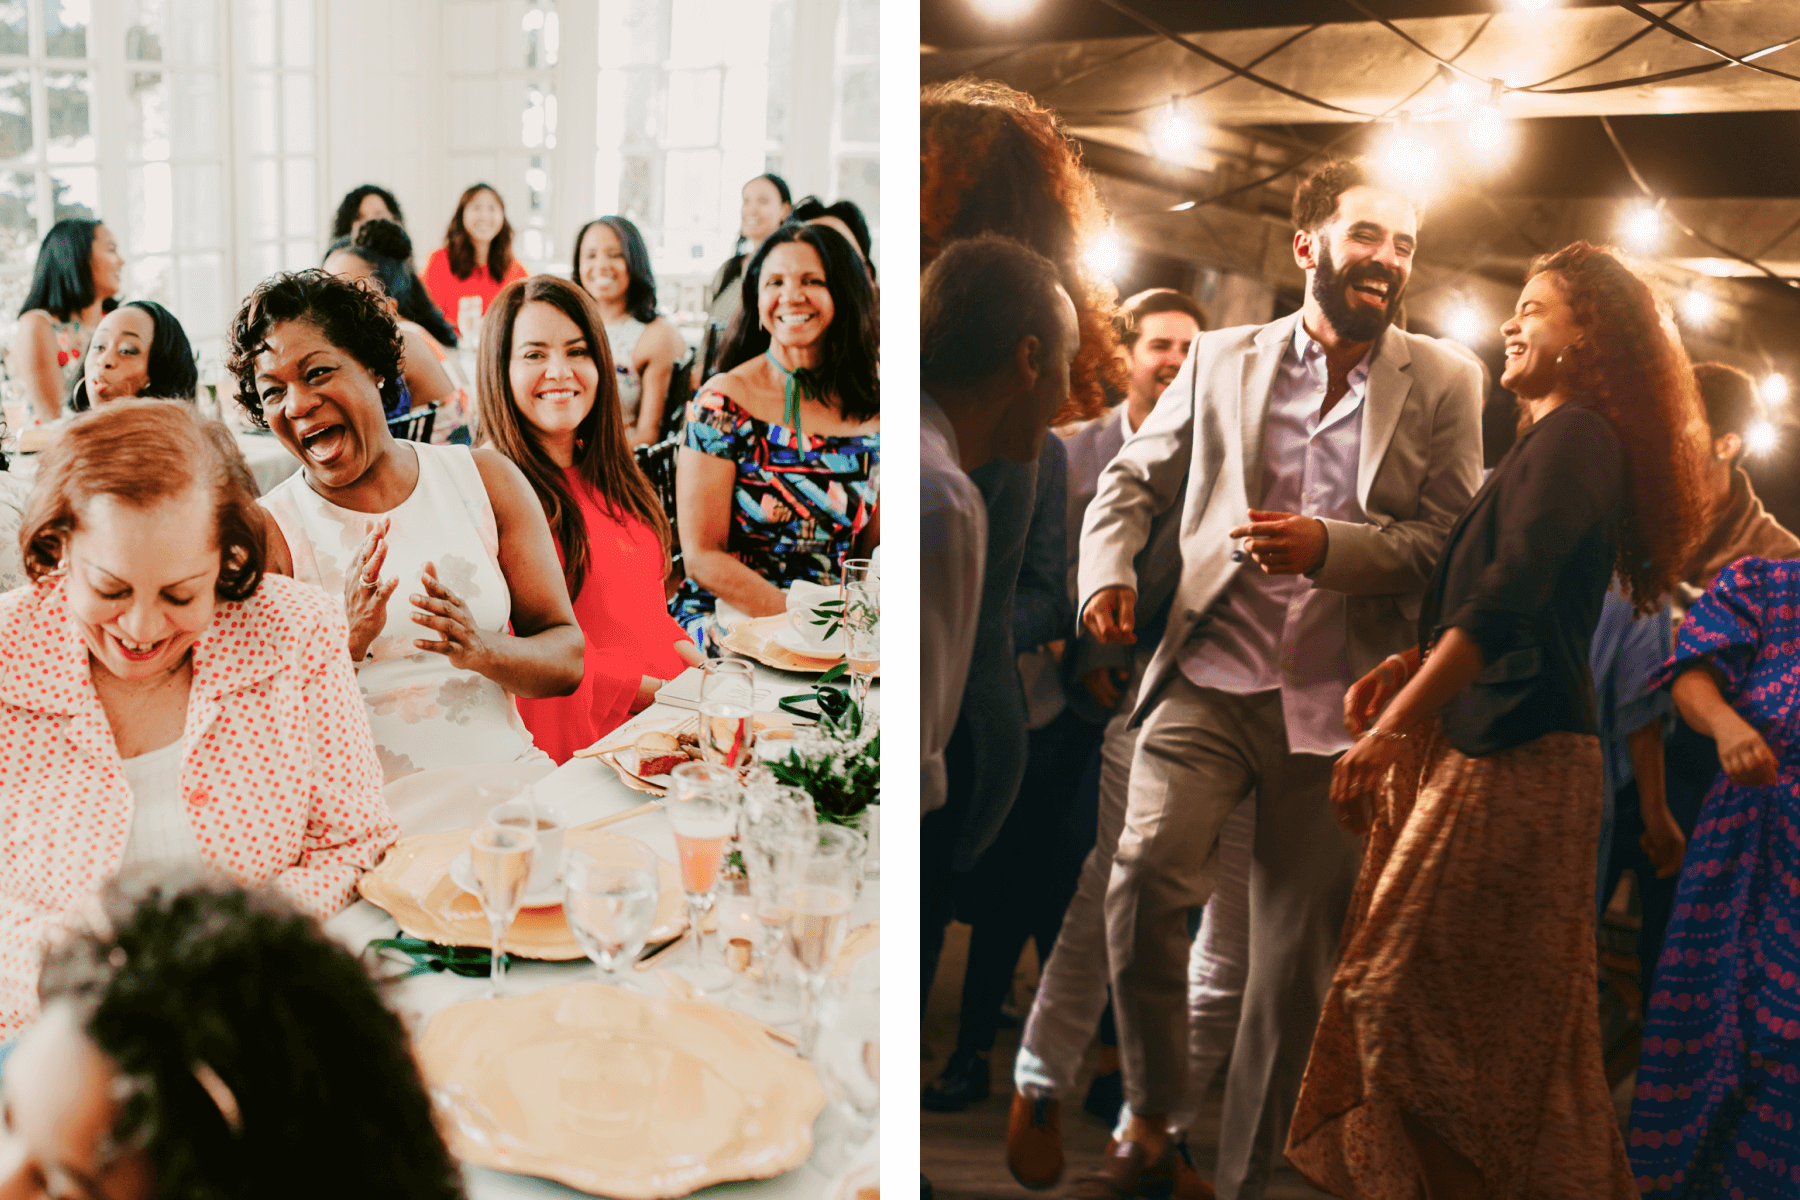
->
[358,828,686,960]
[723,614,882,677]
[833,921,879,979]
[584,712,801,797]
[420,982,826,1198]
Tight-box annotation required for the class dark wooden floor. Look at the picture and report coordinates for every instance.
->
[923,882,1650,1200]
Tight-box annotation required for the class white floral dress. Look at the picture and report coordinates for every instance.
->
[262,443,546,782]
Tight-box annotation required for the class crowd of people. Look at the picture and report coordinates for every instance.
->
[0,167,878,1188]
[921,79,1800,1200]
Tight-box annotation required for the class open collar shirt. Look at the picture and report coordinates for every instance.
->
[921,392,986,815]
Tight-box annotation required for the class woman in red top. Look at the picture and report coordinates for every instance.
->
[423,183,528,336]
[478,274,699,761]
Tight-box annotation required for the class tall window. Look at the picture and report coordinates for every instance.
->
[231,0,318,294]
[830,0,876,259]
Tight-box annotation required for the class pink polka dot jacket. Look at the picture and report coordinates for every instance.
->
[0,572,399,1035]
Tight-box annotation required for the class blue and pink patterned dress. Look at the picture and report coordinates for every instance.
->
[670,390,879,647]
[1630,556,1800,1195]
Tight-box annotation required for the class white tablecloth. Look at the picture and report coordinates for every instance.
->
[325,660,880,1200]
[6,429,301,496]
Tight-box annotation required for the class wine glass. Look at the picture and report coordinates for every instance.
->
[562,843,660,993]
[814,963,880,1170]
[843,579,878,712]
[786,828,858,1055]
[699,659,757,766]
[666,761,741,993]
[469,820,537,999]
[738,785,815,1023]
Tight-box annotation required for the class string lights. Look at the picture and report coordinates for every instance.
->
[1620,205,1663,252]
[1085,231,1125,280]
[1745,420,1780,457]
[1764,375,1790,406]
[1148,95,1201,163]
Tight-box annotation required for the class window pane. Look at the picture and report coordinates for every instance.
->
[837,63,876,144]
[663,149,718,235]
[522,84,546,148]
[282,238,312,271]
[282,73,313,154]
[526,153,548,215]
[45,71,93,162]
[668,0,721,67]
[764,0,791,151]
[282,156,313,239]
[49,166,96,223]
[126,11,163,60]
[0,2,24,55]
[244,159,276,241]
[622,0,669,65]
[127,161,171,254]
[170,72,219,158]
[245,71,276,153]
[168,0,217,67]
[249,240,279,285]
[622,68,663,145]
[0,170,34,268]
[843,0,875,57]
[833,155,877,223]
[619,153,654,226]
[240,0,274,68]
[665,70,720,147]
[129,252,170,307]
[126,70,168,162]
[172,162,219,251]
[280,0,312,68]
[177,251,222,342]
[42,0,86,58]
[0,70,31,160]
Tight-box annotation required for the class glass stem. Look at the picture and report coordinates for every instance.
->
[759,925,781,1000]
[488,919,507,998]
[850,671,871,711]
[690,897,709,968]
[797,971,821,1057]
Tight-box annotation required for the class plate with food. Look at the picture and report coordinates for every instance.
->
[579,713,797,796]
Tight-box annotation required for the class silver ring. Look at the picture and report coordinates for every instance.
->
[363,572,379,587]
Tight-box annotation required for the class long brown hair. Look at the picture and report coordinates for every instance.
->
[477,276,670,598]
[443,183,515,283]
[1526,241,1709,611]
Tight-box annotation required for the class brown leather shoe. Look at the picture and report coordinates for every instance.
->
[1072,1140,1176,1200]
[1005,1090,1064,1190]
[1101,1137,1214,1200]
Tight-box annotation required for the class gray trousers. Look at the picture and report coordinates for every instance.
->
[1106,676,1360,1200]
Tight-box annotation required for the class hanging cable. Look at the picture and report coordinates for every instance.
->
[1515,0,1694,89]
[1059,24,1323,117]
[1615,3,1800,86]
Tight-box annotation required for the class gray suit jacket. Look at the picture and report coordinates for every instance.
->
[1078,311,1485,728]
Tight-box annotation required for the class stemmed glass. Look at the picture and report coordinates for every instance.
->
[699,659,757,767]
[469,819,537,999]
[814,960,880,1170]
[562,842,660,993]
[738,785,816,1023]
[842,578,879,712]
[786,826,859,1055]
[666,761,741,993]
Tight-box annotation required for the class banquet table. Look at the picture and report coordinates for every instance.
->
[6,427,302,495]
[325,658,881,1200]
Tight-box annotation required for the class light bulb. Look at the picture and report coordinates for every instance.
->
[972,0,1034,17]
[1745,419,1779,457]
[1468,106,1506,152]
[1621,205,1661,251]
[1681,290,1716,326]
[1381,126,1438,196]
[1148,98,1200,163]
[1084,232,1124,280]
[1443,304,1486,345]
[1764,374,1789,405]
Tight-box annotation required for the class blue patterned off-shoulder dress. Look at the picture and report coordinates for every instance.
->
[670,390,879,648]
[1629,556,1800,1196]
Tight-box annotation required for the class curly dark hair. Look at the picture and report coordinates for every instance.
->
[921,233,1067,386]
[920,77,1124,423]
[718,221,879,424]
[331,184,404,239]
[1525,241,1709,611]
[1290,156,1422,234]
[71,300,200,411]
[225,270,406,428]
[443,183,516,283]
[38,872,466,1200]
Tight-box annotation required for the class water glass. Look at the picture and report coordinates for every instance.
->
[785,832,858,1055]
[815,970,880,1160]
[699,659,757,767]
[666,762,742,993]
[738,786,816,1022]
[843,579,878,710]
[469,821,537,998]
[562,843,660,993]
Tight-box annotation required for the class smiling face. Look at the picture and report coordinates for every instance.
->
[354,192,395,233]
[0,1001,154,1200]
[461,189,505,246]
[577,223,628,306]
[508,300,599,464]
[88,224,124,301]
[757,242,834,354]
[1500,270,1584,399]
[254,319,393,492]
[1297,185,1416,344]
[83,307,156,404]
[740,178,789,245]
[1126,310,1199,406]
[64,483,221,683]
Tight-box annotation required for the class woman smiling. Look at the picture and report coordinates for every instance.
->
[71,300,198,410]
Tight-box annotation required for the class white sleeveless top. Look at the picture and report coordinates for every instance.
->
[118,738,206,872]
[262,443,543,782]
[606,317,646,426]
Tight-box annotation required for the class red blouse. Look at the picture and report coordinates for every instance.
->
[515,470,693,762]
[422,247,528,328]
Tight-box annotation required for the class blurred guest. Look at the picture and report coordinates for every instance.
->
[72,301,198,411]
[1294,241,1707,1197]
[706,173,792,342]
[1590,588,1679,921]
[331,182,405,239]
[0,400,399,1037]
[235,271,582,783]
[0,459,24,592]
[13,873,466,1199]
[324,220,469,440]
[10,218,123,424]
[572,216,687,447]
[792,196,876,278]
[673,222,879,650]
[1083,157,1483,1200]
[479,275,698,762]
[423,184,527,334]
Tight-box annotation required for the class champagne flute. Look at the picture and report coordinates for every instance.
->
[786,827,858,1055]
[563,844,660,993]
[469,820,537,999]
[814,965,880,1170]
[843,579,879,712]
[666,761,741,993]
[699,659,757,767]
[738,785,815,1022]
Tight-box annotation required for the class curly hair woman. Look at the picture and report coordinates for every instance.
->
[2,872,465,1200]
[1286,242,1708,1199]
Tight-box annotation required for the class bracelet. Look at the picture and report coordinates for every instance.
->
[1364,724,1408,744]
[1380,653,1410,682]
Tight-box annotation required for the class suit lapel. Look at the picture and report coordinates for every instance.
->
[1358,328,1412,509]
[1239,314,1299,507]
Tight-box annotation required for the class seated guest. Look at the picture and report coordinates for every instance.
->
[571,215,687,447]
[672,222,880,648]
[11,873,466,1199]
[10,219,124,424]
[72,301,198,410]
[332,182,406,239]
[479,276,699,761]
[423,184,528,333]
[324,220,469,440]
[0,400,399,1037]
[235,271,583,783]
[792,196,876,279]
[705,173,792,345]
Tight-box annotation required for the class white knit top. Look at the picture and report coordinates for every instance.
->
[117,739,206,872]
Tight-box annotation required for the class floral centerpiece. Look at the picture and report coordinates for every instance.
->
[771,666,879,831]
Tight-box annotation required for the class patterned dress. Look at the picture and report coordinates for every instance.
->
[1629,556,1800,1196]
[669,390,879,647]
